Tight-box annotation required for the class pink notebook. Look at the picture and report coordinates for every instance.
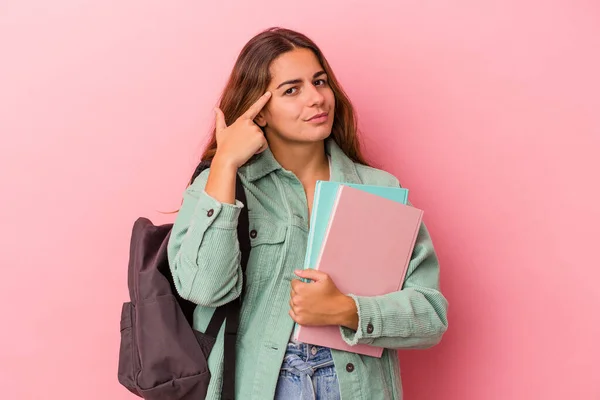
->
[293,185,423,357]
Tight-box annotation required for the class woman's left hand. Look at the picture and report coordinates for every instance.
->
[289,269,358,330]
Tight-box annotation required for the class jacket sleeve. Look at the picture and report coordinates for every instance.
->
[339,204,449,350]
[167,168,244,308]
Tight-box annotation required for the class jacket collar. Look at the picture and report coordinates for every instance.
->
[239,137,362,184]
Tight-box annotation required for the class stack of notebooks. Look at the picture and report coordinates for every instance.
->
[292,181,423,358]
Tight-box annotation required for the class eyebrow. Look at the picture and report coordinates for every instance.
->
[275,71,327,90]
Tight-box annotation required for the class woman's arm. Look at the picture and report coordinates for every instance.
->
[167,93,271,308]
[167,167,244,308]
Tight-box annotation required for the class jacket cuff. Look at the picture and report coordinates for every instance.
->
[193,190,244,230]
[339,294,381,346]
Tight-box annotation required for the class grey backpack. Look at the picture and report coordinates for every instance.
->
[117,161,250,400]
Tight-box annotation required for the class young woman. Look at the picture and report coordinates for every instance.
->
[168,27,448,400]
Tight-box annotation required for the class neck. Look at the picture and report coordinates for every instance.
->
[267,137,329,183]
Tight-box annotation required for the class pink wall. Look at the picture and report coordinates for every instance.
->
[2,1,599,399]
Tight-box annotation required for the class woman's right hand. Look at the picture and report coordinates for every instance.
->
[204,91,271,205]
[213,91,272,169]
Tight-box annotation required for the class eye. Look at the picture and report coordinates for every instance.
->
[284,87,297,95]
[314,79,328,87]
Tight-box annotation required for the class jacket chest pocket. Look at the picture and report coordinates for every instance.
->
[245,218,288,288]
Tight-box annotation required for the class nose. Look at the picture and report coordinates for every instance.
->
[306,84,325,107]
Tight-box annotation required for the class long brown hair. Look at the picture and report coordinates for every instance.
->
[193,27,369,182]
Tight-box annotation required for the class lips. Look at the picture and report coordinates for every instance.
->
[308,112,328,121]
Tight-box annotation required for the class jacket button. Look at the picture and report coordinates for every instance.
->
[367,323,374,334]
[207,209,214,217]
[250,230,258,239]
[346,363,355,373]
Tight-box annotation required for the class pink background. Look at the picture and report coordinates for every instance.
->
[2,1,599,399]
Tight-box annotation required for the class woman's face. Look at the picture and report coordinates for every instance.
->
[256,48,335,145]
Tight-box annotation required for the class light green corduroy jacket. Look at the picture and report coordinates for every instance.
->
[167,138,449,399]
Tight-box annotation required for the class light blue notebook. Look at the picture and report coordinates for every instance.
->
[302,181,409,272]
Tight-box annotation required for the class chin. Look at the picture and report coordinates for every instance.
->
[304,124,334,142]
[298,133,330,144]
[271,124,333,144]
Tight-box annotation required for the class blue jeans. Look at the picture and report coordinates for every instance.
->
[274,343,341,400]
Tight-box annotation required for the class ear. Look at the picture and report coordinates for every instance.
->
[254,112,268,128]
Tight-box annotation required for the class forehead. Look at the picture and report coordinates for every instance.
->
[269,48,324,83]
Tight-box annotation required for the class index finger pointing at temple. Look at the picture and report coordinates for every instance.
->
[242,91,272,120]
